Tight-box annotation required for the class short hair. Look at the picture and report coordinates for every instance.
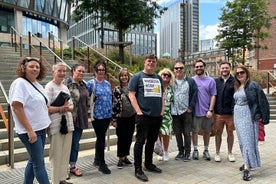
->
[144,54,157,61]
[52,62,67,71]
[219,61,231,67]
[193,58,206,67]
[16,57,47,81]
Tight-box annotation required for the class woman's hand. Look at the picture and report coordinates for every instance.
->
[27,129,37,143]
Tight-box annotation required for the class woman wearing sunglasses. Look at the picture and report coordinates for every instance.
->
[156,68,174,161]
[233,65,270,181]
[9,57,51,184]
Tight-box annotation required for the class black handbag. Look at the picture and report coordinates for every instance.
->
[51,91,70,106]
[60,115,68,135]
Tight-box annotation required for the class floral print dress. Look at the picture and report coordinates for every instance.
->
[160,84,173,135]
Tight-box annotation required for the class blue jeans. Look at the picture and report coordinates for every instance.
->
[18,129,49,184]
[69,127,83,165]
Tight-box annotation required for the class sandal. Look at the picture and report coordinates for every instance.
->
[70,167,82,177]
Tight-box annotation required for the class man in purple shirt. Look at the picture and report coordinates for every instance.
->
[192,59,216,161]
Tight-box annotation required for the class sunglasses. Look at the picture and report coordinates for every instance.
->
[162,73,171,78]
[236,71,245,76]
[96,69,105,72]
[174,67,184,70]
[195,65,204,69]
[24,57,41,64]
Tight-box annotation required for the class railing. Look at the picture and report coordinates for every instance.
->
[28,32,71,70]
[71,36,133,76]
[0,81,14,168]
[266,71,276,94]
[10,26,23,57]
[48,32,64,60]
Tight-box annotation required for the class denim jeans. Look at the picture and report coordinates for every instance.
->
[69,127,83,165]
[18,129,50,184]
[172,112,192,154]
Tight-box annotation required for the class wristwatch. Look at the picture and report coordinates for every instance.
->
[208,110,213,113]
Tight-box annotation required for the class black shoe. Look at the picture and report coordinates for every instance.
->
[239,164,244,171]
[93,160,100,168]
[145,164,162,173]
[99,164,111,174]
[123,158,132,165]
[183,153,191,162]
[135,168,148,182]
[243,170,252,181]
[175,152,184,160]
[117,161,124,169]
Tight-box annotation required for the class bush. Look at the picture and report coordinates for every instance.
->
[249,69,267,88]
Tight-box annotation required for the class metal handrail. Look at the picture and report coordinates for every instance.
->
[30,32,71,70]
[72,36,133,76]
[266,71,276,94]
[0,81,14,168]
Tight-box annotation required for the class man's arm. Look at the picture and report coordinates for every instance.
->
[129,91,143,115]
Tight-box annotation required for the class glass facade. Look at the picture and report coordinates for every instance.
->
[0,0,69,39]
[160,0,199,59]
[67,15,157,56]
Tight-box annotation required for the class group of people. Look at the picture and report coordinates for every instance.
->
[8,55,269,184]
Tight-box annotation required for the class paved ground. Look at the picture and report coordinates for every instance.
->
[0,123,276,184]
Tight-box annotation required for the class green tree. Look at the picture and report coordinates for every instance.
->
[215,0,274,65]
[72,0,167,64]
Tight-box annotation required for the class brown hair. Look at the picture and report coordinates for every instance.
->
[234,65,250,90]
[144,54,157,61]
[16,57,47,81]
[193,58,206,67]
[118,68,131,84]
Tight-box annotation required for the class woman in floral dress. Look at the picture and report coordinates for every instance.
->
[156,68,174,161]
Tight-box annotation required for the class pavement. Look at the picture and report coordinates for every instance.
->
[1,123,276,184]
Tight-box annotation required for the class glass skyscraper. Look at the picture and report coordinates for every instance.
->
[160,0,199,60]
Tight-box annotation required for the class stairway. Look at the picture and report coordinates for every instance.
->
[266,93,276,123]
[0,47,118,165]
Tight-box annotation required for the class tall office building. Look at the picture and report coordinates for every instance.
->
[0,0,70,45]
[160,0,199,60]
[67,14,157,56]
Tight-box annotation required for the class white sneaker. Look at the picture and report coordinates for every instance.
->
[214,154,221,162]
[163,152,169,161]
[157,155,163,161]
[228,153,235,162]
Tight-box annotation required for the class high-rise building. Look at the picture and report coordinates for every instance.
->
[67,14,157,56]
[160,0,199,60]
[0,0,70,46]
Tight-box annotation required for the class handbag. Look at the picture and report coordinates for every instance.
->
[60,114,68,135]
[258,119,265,141]
[51,91,70,106]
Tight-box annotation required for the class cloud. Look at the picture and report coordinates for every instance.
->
[200,24,219,40]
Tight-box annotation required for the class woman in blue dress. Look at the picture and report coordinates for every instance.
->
[233,65,270,181]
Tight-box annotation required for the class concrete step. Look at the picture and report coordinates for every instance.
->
[0,127,118,165]
[0,134,118,165]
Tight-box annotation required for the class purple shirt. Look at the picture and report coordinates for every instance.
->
[193,76,217,117]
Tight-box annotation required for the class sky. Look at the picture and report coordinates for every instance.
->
[157,0,227,40]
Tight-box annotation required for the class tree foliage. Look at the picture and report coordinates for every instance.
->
[72,0,167,64]
[215,0,274,64]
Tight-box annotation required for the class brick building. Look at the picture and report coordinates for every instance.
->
[258,0,276,71]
